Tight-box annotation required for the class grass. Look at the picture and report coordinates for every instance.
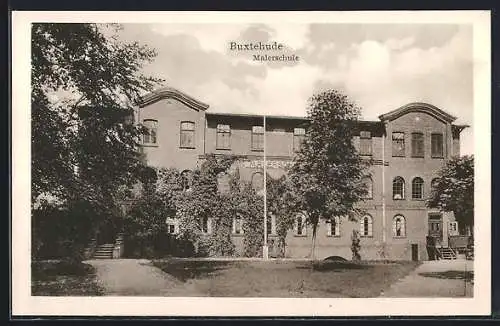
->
[32,260,105,296]
[152,259,420,297]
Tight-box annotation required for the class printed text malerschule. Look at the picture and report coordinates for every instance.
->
[229,41,300,62]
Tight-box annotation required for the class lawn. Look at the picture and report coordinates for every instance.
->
[32,260,105,296]
[152,259,420,297]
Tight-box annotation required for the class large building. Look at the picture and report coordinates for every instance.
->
[135,86,469,261]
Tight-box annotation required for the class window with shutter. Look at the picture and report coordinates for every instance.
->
[360,215,373,237]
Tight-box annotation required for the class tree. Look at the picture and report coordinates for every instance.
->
[31,23,162,261]
[289,89,369,259]
[427,155,474,235]
[266,175,301,257]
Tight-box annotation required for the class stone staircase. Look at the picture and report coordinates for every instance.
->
[93,243,115,259]
[438,247,457,260]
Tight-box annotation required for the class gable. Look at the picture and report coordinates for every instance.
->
[378,102,456,124]
[139,86,210,111]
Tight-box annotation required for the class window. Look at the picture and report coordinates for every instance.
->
[449,222,459,236]
[411,132,424,157]
[327,216,340,237]
[393,177,405,200]
[359,131,372,156]
[295,213,307,236]
[217,172,230,194]
[251,126,264,151]
[360,215,373,237]
[361,176,373,199]
[392,215,406,237]
[143,119,158,144]
[431,133,444,158]
[216,124,231,150]
[411,177,424,200]
[266,214,276,235]
[180,121,195,148]
[200,216,211,234]
[251,172,264,192]
[293,128,306,152]
[166,218,178,234]
[392,132,405,157]
[233,214,244,235]
[181,170,193,192]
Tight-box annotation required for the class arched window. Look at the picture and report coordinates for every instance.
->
[251,172,264,192]
[233,214,244,235]
[360,215,373,237]
[412,177,424,200]
[327,216,340,237]
[392,215,406,237]
[295,213,307,236]
[362,176,373,199]
[393,177,405,200]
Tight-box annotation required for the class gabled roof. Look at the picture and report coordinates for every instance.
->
[378,102,457,123]
[138,86,210,111]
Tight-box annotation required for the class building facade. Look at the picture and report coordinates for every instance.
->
[136,86,469,261]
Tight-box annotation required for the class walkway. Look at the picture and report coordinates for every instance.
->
[86,259,203,296]
[381,259,474,297]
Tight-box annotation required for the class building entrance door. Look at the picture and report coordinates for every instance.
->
[428,213,443,244]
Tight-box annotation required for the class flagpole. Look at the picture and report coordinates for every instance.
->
[263,114,268,260]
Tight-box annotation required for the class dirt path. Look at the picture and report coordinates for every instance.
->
[86,259,204,296]
[381,259,474,297]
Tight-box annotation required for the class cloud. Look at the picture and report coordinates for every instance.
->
[115,23,473,154]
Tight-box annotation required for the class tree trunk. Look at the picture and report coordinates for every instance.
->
[310,221,318,260]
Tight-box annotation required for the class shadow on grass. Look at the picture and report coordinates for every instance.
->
[32,261,104,296]
[153,260,234,282]
[295,261,373,272]
[419,270,474,282]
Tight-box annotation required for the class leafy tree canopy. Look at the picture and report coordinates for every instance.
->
[427,155,474,233]
[32,23,162,205]
[289,89,369,257]
[31,23,162,260]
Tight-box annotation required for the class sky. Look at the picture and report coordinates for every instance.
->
[116,23,474,155]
